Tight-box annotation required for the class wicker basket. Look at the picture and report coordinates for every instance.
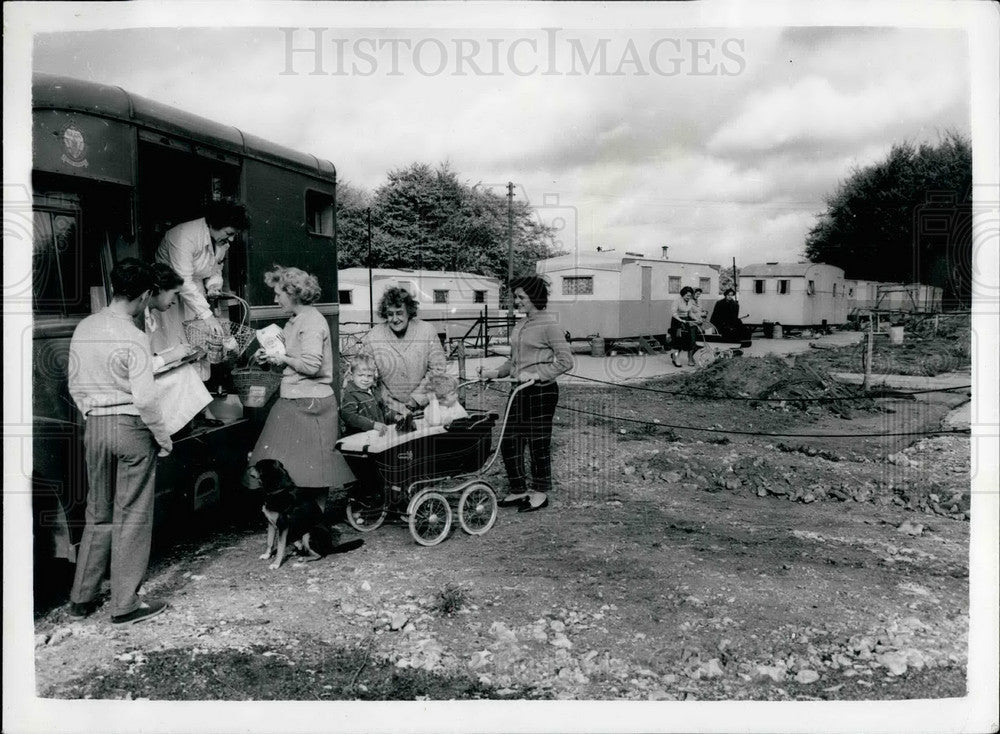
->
[231,367,282,408]
[182,294,256,364]
[184,319,256,364]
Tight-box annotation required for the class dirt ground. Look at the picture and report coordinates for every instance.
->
[31,339,975,705]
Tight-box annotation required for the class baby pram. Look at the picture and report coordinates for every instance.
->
[689,322,751,368]
[336,378,534,546]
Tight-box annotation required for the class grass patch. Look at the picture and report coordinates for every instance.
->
[46,642,543,700]
[431,583,470,617]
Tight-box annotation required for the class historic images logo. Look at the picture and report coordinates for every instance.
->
[60,124,89,168]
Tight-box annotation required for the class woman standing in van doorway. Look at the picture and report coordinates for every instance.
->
[152,200,249,380]
[480,276,573,513]
[249,266,353,511]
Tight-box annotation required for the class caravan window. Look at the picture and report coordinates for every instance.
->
[667,276,681,294]
[699,277,712,293]
[338,290,353,305]
[833,283,838,297]
[807,280,815,295]
[754,279,765,294]
[433,290,449,304]
[33,200,90,315]
[563,276,594,295]
[473,290,486,303]
[777,279,790,294]
[305,190,334,236]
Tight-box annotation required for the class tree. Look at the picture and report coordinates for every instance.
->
[804,132,972,307]
[336,162,564,281]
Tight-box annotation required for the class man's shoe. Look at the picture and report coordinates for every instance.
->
[518,494,550,513]
[111,600,168,625]
[497,492,529,508]
[68,600,98,618]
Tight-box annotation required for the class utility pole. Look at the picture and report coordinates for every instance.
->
[367,207,374,327]
[507,181,514,338]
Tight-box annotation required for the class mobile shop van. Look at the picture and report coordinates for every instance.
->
[28,73,339,604]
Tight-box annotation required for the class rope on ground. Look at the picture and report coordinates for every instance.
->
[468,381,970,439]
[563,371,972,402]
[557,403,971,439]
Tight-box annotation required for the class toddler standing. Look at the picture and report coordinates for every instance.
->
[340,354,392,436]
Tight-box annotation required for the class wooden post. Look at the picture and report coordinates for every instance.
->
[862,316,874,392]
[456,340,467,404]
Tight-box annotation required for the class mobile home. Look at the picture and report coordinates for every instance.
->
[536,252,719,345]
[337,268,501,341]
[29,73,338,600]
[739,262,849,328]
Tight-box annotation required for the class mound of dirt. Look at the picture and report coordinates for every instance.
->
[676,355,877,418]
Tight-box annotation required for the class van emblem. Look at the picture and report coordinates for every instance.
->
[60,124,89,168]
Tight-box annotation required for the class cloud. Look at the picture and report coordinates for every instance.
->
[707,73,959,154]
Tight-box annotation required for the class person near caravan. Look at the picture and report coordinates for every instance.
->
[340,353,394,437]
[668,286,700,367]
[151,200,249,379]
[480,275,573,513]
[248,265,353,511]
[66,258,171,625]
[361,286,446,416]
[145,263,213,435]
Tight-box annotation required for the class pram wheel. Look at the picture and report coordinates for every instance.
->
[458,482,498,535]
[345,488,388,532]
[408,491,452,546]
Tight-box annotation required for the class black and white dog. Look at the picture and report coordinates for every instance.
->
[244,459,363,570]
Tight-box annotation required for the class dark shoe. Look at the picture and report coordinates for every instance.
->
[111,600,168,625]
[68,600,98,618]
[518,494,549,513]
[498,493,529,508]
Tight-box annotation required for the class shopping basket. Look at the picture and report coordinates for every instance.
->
[183,293,256,364]
[231,367,283,408]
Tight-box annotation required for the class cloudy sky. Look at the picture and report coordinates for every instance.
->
[15,5,981,269]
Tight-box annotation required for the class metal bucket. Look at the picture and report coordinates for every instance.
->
[590,335,605,357]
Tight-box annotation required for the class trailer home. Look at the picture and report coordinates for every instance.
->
[536,252,720,345]
[337,268,501,341]
[739,262,849,328]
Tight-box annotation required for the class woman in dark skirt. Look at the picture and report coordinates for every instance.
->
[668,286,700,367]
[249,265,353,509]
[480,276,574,513]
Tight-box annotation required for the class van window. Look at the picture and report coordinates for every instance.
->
[699,277,712,293]
[306,190,334,236]
[338,289,353,305]
[667,276,681,294]
[473,290,486,303]
[33,200,90,315]
[433,289,449,304]
[754,279,765,294]
[777,279,790,294]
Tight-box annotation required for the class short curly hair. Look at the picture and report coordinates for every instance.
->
[679,286,695,298]
[377,286,419,321]
[264,265,322,305]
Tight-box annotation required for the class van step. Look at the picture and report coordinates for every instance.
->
[638,336,665,355]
